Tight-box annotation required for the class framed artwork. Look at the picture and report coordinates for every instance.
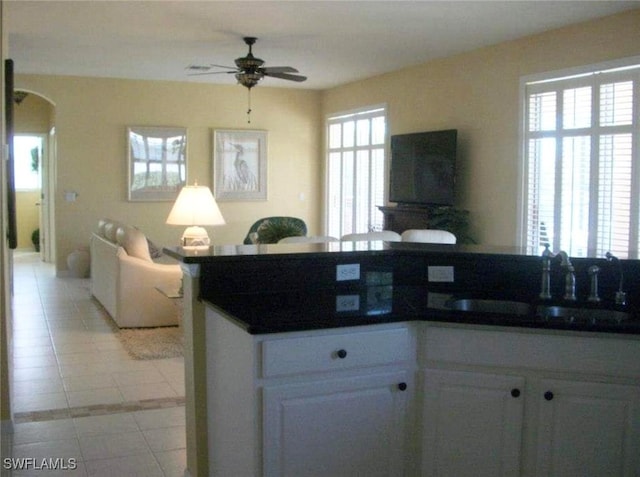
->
[127,126,187,201]
[213,129,267,201]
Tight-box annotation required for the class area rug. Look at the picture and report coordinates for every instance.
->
[117,326,183,360]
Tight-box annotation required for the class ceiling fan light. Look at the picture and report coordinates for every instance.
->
[236,72,262,89]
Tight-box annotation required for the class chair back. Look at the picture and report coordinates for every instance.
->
[341,231,401,242]
[243,217,307,244]
[278,235,339,244]
[401,229,457,244]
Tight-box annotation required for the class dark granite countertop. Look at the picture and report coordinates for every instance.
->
[164,241,536,264]
[166,241,640,336]
[204,285,640,336]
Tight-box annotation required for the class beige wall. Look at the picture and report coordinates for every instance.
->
[322,9,640,246]
[15,75,323,272]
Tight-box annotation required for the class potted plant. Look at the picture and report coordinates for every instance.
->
[31,228,40,252]
[255,218,306,244]
[426,206,475,244]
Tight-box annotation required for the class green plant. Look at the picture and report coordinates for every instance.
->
[255,218,305,244]
[31,228,40,251]
[426,206,475,244]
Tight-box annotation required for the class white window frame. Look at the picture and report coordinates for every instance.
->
[13,134,45,191]
[325,105,387,238]
[518,56,640,258]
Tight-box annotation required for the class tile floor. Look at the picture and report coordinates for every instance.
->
[2,252,187,476]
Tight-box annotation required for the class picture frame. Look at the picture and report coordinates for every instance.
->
[213,129,267,201]
[127,126,187,201]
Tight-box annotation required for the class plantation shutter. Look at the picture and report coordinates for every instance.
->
[524,65,640,259]
[326,107,386,238]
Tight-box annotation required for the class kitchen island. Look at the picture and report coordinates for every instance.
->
[165,241,640,477]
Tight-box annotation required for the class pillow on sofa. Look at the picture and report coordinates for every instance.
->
[97,218,109,238]
[147,238,164,259]
[116,225,152,262]
[104,221,122,242]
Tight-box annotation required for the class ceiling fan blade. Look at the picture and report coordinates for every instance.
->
[187,70,237,77]
[208,64,238,70]
[263,71,307,82]
[261,66,299,74]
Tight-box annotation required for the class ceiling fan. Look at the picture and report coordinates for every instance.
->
[188,36,306,123]
[188,36,307,89]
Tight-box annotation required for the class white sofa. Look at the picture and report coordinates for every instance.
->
[90,219,182,328]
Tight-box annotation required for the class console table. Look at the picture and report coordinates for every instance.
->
[378,205,430,233]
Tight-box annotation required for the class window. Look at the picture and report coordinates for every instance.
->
[326,106,386,238]
[522,61,640,259]
[13,135,43,190]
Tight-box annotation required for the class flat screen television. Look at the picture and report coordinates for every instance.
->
[389,129,457,206]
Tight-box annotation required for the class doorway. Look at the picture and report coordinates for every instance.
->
[12,91,56,263]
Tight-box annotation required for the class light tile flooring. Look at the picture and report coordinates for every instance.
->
[2,252,187,476]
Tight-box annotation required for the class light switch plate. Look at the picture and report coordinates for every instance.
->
[336,263,360,281]
[336,295,360,312]
[428,266,455,282]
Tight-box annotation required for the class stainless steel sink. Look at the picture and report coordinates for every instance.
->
[536,305,630,324]
[446,298,532,316]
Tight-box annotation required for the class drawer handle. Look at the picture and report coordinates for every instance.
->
[511,388,521,398]
[398,382,407,391]
[544,391,554,401]
[336,349,347,359]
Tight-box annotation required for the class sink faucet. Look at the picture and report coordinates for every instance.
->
[555,251,577,301]
[605,252,627,306]
[539,245,554,300]
[587,265,601,303]
[539,246,576,301]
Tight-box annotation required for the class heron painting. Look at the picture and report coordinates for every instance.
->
[214,129,267,201]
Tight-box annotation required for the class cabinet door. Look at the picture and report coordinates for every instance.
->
[263,371,410,477]
[535,378,640,477]
[422,369,525,477]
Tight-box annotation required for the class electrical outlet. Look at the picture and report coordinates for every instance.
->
[336,263,360,281]
[336,295,360,312]
[428,266,455,282]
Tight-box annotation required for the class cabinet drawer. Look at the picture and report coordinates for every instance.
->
[261,327,411,378]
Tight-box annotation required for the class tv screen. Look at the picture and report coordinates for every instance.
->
[389,129,457,206]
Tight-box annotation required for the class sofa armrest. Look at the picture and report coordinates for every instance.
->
[115,248,183,327]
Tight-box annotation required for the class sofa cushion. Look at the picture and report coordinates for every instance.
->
[97,218,109,238]
[103,221,122,242]
[116,225,152,262]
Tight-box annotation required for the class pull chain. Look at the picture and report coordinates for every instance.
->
[246,88,252,124]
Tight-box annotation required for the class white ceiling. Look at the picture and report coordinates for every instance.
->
[6,1,640,90]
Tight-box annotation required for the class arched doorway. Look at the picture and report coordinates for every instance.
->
[13,90,56,263]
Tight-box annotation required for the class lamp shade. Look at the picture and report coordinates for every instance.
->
[166,185,226,227]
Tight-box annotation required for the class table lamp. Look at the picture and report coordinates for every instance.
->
[166,184,225,248]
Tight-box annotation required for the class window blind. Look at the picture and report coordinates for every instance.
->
[524,65,640,258]
[326,107,386,238]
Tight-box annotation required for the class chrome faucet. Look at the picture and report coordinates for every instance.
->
[556,251,577,301]
[540,247,576,301]
[587,265,601,303]
[539,245,554,300]
[605,252,627,306]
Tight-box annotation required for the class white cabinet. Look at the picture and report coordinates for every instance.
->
[261,327,414,476]
[421,369,524,477]
[421,324,640,477]
[204,307,415,477]
[535,378,640,477]
[264,371,410,477]
[203,305,640,477]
